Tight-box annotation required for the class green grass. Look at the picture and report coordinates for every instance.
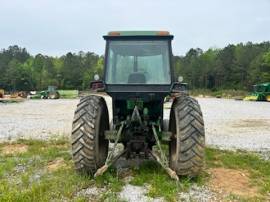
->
[0,139,123,202]
[129,161,208,201]
[190,88,248,99]
[0,140,270,201]
[58,90,79,99]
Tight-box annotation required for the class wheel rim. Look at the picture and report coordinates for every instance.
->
[169,109,177,170]
[96,104,109,166]
[169,137,177,169]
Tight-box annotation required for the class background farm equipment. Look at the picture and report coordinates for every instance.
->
[0,89,26,103]
[244,83,270,101]
[29,86,60,99]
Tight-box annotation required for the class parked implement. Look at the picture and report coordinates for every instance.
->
[29,86,60,99]
[244,83,270,101]
[71,31,205,180]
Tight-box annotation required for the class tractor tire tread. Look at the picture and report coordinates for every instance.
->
[71,95,108,174]
[170,96,205,176]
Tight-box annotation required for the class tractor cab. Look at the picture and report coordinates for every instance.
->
[104,31,173,86]
[103,31,174,124]
[254,83,270,93]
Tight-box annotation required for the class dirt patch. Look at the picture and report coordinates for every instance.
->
[209,168,259,198]
[232,119,270,128]
[47,158,66,172]
[1,144,28,155]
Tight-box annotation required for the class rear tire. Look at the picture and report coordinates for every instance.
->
[71,95,109,175]
[169,96,205,176]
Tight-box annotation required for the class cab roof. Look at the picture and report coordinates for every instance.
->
[103,31,174,40]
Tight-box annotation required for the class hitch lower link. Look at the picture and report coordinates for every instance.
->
[151,124,179,181]
[94,122,125,178]
[94,122,179,181]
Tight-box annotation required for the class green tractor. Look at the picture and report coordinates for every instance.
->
[30,86,60,99]
[41,86,60,99]
[71,31,205,180]
[244,83,270,101]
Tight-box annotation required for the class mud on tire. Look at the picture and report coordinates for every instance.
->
[71,95,109,175]
[169,96,205,176]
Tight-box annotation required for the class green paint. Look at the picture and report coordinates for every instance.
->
[143,107,149,116]
[126,99,143,110]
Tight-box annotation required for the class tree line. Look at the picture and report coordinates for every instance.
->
[0,42,270,91]
[174,42,270,90]
[0,46,103,91]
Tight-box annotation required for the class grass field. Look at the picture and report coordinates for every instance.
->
[0,139,269,201]
[58,90,79,99]
[190,89,248,99]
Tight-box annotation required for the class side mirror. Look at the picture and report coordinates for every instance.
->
[171,82,188,93]
[90,74,105,91]
[90,80,105,92]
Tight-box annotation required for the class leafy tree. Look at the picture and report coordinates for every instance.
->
[0,42,270,92]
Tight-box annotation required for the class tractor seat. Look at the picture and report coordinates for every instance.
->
[128,72,146,84]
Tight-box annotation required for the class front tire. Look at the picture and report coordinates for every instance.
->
[169,96,205,176]
[71,95,109,175]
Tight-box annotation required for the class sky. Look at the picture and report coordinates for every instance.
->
[0,0,270,56]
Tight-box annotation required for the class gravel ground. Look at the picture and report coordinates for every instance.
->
[1,97,270,152]
[198,98,270,151]
[178,185,217,202]
[119,184,164,202]
[0,99,78,141]
[1,97,270,202]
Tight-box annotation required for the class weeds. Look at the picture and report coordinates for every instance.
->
[0,140,269,201]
